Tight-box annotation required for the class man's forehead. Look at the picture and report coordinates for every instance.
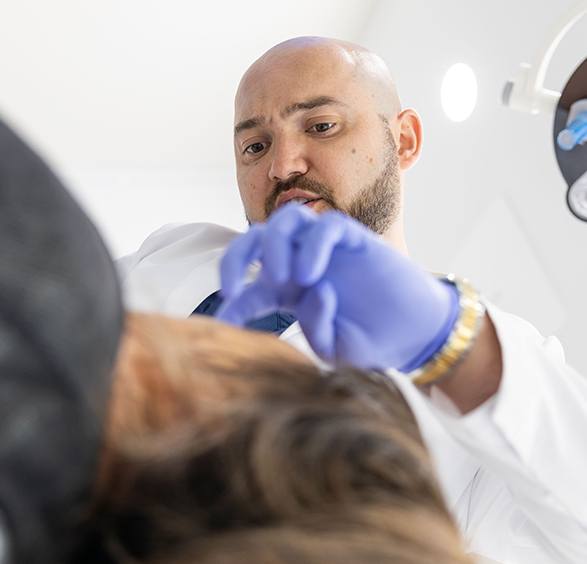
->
[234,95,350,136]
[234,40,399,126]
[236,43,357,105]
[234,71,360,133]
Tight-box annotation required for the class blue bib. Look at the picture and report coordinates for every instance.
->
[192,290,296,336]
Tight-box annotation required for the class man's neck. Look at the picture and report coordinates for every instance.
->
[381,217,409,256]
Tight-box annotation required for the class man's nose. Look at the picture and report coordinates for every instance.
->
[268,138,309,182]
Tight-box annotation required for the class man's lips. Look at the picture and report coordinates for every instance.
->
[275,189,323,209]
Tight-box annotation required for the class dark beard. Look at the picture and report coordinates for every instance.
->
[346,134,400,235]
[256,131,400,235]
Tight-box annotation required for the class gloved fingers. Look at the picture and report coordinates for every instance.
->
[262,203,316,286]
[216,280,279,326]
[220,223,266,299]
[297,280,337,361]
[332,316,381,370]
[292,211,365,286]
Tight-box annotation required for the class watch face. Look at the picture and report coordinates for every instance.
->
[552,57,587,220]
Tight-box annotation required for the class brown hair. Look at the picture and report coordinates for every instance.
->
[78,313,472,564]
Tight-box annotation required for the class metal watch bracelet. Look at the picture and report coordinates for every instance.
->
[408,274,486,387]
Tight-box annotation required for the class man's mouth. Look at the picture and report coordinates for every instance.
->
[286,197,321,206]
[277,197,323,212]
[275,189,324,210]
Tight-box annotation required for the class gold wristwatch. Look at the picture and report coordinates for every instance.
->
[408,274,486,387]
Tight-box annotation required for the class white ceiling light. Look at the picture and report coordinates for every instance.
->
[441,63,478,122]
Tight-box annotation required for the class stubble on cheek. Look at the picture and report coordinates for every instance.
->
[242,181,265,225]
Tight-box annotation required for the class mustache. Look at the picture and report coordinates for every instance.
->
[264,176,338,217]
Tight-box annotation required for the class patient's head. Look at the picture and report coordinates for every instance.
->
[84,313,471,564]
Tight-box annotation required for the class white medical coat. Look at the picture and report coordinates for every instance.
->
[118,222,587,564]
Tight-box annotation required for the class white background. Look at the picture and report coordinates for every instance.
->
[1,0,586,373]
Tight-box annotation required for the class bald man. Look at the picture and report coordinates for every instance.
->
[119,37,587,563]
[234,38,406,245]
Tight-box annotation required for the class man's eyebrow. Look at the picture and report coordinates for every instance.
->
[234,116,266,136]
[234,96,346,136]
[282,96,347,117]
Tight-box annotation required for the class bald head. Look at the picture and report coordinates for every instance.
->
[236,36,401,121]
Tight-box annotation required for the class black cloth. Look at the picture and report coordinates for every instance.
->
[0,119,123,564]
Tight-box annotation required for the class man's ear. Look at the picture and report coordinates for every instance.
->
[396,109,423,171]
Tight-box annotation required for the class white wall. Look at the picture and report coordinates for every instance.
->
[2,0,587,372]
[362,0,587,372]
[0,0,375,255]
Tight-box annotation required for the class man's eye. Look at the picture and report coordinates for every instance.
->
[309,122,335,134]
[244,142,266,155]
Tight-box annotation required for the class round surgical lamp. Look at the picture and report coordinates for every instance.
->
[502,1,587,221]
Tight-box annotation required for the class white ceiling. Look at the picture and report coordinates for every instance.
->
[1,0,587,373]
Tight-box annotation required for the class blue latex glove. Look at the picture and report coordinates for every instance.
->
[217,204,459,371]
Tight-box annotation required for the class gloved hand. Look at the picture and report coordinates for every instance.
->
[217,204,459,371]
